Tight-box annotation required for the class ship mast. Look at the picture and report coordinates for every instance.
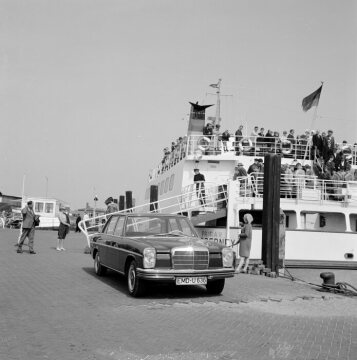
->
[211,78,222,128]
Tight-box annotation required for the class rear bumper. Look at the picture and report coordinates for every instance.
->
[137,268,235,281]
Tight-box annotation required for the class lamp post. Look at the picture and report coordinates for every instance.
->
[93,195,98,219]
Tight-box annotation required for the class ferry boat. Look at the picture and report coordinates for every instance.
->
[138,80,357,269]
[80,81,357,269]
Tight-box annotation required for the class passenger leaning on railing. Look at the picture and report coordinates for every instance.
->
[221,130,230,152]
[281,164,293,198]
[294,163,306,198]
[233,163,247,180]
[234,125,244,155]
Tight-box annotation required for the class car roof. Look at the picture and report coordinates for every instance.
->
[113,212,186,218]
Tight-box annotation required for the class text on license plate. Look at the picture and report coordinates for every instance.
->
[176,277,207,285]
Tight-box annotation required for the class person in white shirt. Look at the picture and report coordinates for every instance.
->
[57,207,71,251]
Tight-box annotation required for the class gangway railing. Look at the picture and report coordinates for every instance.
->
[79,182,229,246]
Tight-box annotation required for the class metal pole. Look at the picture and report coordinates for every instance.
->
[215,79,222,128]
[45,176,48,198]
[21,174,26,201]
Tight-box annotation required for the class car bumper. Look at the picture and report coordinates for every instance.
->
[136,268,235,281]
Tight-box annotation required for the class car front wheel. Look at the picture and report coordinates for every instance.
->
[206,279,225,295]
[127,260,146,297]
[94,252,107,276]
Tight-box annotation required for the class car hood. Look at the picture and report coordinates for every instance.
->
[131,236,225,252]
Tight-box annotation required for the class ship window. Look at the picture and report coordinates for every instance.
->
[301,212,346,232]
[169,174,175,191]
[164,178,170,193]
[35,202,44,213]
[45,203,54,214]
[349,214,357,232]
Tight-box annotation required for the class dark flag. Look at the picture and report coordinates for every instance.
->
[302,85,323,112]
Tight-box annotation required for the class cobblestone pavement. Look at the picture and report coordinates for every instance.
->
[1,229,356,360]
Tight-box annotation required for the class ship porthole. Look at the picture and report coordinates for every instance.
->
[344,253,354,260]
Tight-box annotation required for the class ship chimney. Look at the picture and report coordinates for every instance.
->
[187,102,213,135]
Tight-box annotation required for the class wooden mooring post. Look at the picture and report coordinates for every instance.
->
[262,154,281,275]
[150,185,158,212]
[119,196,125,211]
[125,191,133,211]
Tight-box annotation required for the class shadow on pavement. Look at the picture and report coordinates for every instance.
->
[82,266,223,301]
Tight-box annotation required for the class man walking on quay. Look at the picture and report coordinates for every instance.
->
[105,197,118,214]
[17,200,37,254]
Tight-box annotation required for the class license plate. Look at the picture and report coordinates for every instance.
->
[176,277,207,285]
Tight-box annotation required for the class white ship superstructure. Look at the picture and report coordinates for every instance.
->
[139,81,357,268]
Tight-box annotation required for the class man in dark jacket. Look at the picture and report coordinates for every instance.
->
[194,169,206,205]
[17,201,37,254]
[312,130,323,158]
[322,129,336,162]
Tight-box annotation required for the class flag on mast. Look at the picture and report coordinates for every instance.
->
[209,82,219,88]
[302,84,323,112]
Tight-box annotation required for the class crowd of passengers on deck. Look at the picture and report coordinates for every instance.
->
[150,123,356,180]
[202,123,357,159]
[159,136,187,174]
[232,155,357,201]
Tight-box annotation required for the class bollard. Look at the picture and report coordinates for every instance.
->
[119,196,125,211]
[320,272,335,286]
[150,185,158,212]
[125,191,133,211]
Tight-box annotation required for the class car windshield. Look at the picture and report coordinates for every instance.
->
[125,216,198,238]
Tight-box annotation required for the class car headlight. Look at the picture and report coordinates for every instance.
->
[222,248,234,267]
[143,248,156,269]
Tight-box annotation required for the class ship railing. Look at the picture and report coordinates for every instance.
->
[187,134,313,159]
[245,173,357,205]
[186,135,357,164]
[78,181,228,246]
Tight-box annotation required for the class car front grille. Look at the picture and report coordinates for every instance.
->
[172,247,209,270]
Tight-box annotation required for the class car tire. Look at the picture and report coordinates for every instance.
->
[127,260,146,297]
[94,252,107,276]
[206,279,225,295]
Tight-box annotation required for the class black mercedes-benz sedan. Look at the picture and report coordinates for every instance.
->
[90,213,235,297]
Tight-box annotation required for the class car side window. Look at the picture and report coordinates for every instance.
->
[113,217,125,236]
[168,218,180,232]
[105,216,119,235]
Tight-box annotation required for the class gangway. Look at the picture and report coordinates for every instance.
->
[79,182,231,246]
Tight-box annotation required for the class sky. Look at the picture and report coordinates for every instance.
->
[0,0,356,209]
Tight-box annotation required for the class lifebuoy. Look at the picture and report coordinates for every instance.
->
[342,145,352,155]
[281,140,293,155]
[197,136,211,151]
[239,138,252,152]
